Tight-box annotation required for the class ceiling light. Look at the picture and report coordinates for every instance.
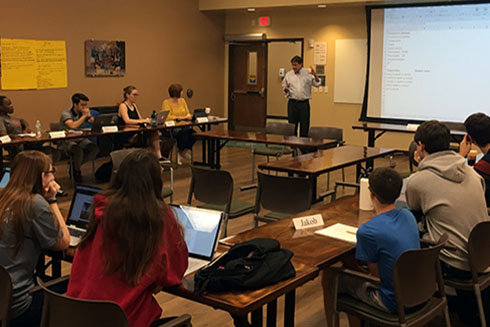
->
[248,8,256,12]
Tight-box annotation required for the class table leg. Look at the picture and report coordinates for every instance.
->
[266,299,277,327]
[284,290,295,327]
[309,175,318,203]
[367,130,375,147]
[252,307,263,327]
[215,139,221,169]
[231,314,249,327]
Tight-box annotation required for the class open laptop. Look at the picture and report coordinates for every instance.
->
[192,108,207,121]
[90,114,116,132]
[157,110,170,124]
[170,204,223,276]
[0,167,10,188]
[66,185,101,246]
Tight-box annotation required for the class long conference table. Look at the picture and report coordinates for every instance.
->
[193,130,339,169]
[0,117,227,171]
[258,145,397,202]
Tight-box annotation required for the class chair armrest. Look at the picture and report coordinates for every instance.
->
[240,184,257,192]
[420,238,457,252]
[29,275,70,295]
[332,266,381,285]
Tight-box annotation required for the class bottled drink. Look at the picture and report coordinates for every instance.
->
[35,120,42,138]
[151,110,157,127]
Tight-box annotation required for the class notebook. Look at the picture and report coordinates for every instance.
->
[66,185,101,246]
[170,204,223,276]
[314,223,358,244]
[0,167,10,188]
[157,110,170,124]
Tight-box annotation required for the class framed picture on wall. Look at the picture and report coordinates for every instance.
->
[85,40,125,77]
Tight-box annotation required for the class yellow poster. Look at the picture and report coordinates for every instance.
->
[0,38,67,90]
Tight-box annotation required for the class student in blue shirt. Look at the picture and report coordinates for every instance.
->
[322,167,420,327]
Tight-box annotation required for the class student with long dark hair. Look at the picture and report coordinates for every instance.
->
[0,151,70,326]
[67,149,188,327]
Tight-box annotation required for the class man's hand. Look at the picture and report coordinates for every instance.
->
[309,66,320,82]
[44,180,61,201]
[283,86,290,93]
[459,134,472,157]
[81,108,91,117]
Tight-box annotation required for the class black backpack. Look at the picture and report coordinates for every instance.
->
[194,238,295,295]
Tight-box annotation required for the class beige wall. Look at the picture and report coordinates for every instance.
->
[226,6,413,149]
[1,0,225,129]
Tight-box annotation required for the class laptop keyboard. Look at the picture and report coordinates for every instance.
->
[68,227,84,238]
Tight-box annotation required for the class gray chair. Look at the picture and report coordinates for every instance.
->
[251,122,296,183]
[332,234,450,327]
[0,265,12,327]
[37,277,192,327]
[308,126,345,190]
[110,148,174,202]
[444,221,490,327]
[187,166,254,237]
[254,172,312,227]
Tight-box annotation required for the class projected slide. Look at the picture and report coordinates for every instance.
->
[366,3,490,123]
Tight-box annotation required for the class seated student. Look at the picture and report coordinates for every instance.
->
[459,112,490,208]
[0,151,70,327]
[0,96,33,157]
[117,85,163,160]
[60,93,100,182]
[406,120,488,278]
[322,168,420,326]
[161,83,196,165]
[67,149,188,327]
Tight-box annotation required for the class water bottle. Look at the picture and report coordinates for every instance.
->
[35,120,42,138]
[151,110,157,127]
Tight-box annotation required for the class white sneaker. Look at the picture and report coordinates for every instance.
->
[177,152,183,165]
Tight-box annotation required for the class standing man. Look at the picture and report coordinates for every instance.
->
[60,93,99,183]
[282,56,320,137]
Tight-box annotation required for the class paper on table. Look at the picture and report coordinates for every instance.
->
[17,133,36,137]
[314,223,358,244]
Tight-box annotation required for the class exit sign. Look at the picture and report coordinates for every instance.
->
[259,16,270,27]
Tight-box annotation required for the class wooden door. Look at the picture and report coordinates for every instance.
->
[229,42,267,131]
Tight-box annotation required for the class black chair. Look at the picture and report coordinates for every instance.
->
[332,234,451,327]
[443,221,490,327]
[251,122,296,182]
[253,171,312,227]
[187,166,254,237]
[37,277,191,327]
[0,265,12,327]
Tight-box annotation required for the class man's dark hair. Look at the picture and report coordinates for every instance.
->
[464,113,490,147]
[71,93,89,104]
[414,120,450,154]
[290,56,303,65]
[368,167,403,205]
[0,96,6,107]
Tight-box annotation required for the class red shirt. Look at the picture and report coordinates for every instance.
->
[67,195,188,327]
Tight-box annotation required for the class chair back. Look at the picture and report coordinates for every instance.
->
[37,277,128,327]
[188,166,233,213]
[110,148,139,172]
[0,266,12,327]
[308,126,343,142]
[265,122,296,136]
[408,141,418,172]
[392,234,447,321]
[468,221,490,280]
[256,172,312,214]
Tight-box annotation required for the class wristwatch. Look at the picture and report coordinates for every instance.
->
[47,198,58,204]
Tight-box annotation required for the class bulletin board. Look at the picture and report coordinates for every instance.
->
[333,39,367,104]
[0,38,67,90]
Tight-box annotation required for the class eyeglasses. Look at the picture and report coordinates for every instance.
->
[131,93,139,97]
[44,167,57,175]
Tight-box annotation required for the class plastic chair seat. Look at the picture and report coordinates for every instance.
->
[338,294,442,326]
[252,144,293,156]
[263,211,291,220]
[444,273,490,291]
[199,200,254,218]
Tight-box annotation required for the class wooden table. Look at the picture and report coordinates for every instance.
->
[194,130,338,169]
[221,195,375,269]
[258,145,397,202]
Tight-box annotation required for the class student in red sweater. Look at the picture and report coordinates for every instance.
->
[67,149,188,327]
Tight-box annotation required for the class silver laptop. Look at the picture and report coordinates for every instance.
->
[157,110,171,124]
[66,185,101,246]
[170,204,223,276]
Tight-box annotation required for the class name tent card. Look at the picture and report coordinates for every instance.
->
[102,125,118,133]
[0,135,12,143]
[165,121,176,127]
[292,214,324,230]
[49,131,66,139]
[196,117,209,124]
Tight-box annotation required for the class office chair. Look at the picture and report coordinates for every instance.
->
[0,265,12,327]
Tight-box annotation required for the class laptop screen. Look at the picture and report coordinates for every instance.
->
[0,168,10,188]
[67,185,101,227]
[170,205,222,260]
